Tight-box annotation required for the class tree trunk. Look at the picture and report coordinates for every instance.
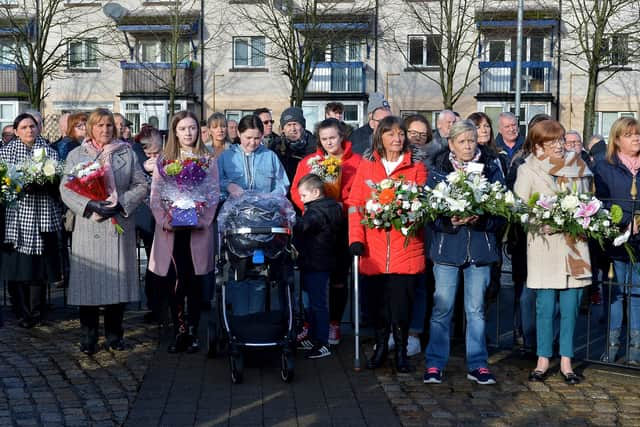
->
[582,67,599,143]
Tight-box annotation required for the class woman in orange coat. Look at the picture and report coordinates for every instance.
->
[291,118,362,345]
[347,116,427,372]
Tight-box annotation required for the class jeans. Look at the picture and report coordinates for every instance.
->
[609,260,640,332]
[536,288,582,358]
[425,263,490,371]
[515,283,537,347]
[410,274,427,333]
[303,271,330,345]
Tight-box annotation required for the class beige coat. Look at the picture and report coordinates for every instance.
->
[514,156,592,289]
[60,144,148,305]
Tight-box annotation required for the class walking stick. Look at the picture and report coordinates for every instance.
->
[353,255,361,371]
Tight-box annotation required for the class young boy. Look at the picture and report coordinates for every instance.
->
[295,174,345,359]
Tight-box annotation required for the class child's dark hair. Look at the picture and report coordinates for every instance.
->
[298,173,325,195]
[238,114,264,135]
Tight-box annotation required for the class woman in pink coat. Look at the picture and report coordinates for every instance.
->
[149,111,219,353]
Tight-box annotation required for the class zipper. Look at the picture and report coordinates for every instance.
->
[466,228,472,262]
[484,232,491,252]
[438,233,445,255]
[385,231,391,273]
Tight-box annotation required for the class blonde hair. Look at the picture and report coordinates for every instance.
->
[163,111,208,160]
[86,109,115,142]
[606,117,640,163]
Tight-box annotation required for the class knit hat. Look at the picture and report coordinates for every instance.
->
[280,107,306,129]
[367,92,390,115]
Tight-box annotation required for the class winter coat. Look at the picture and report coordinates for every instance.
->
[349,124,373,156]
[514,155,592,289]
[53,136,80,161]
[347,150,427,276]
[290,140,362,213]
[269,130,317,183]
[148,156,219,277]
[217,143,289,199]
[427,149,505,267]
[593,155,640,262]
[60,143,148,305]
[496,133,525,163]
[294,197,345,272]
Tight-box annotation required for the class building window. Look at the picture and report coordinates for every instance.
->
[137,39,191,63]
[603,34,629,66]
[233,36,265,68]
[0,40,16,65]
[595,111,637,137]
[408,35,441,67]
[224,109,256,123]
[0,102,15,130]
[68,39,98,69]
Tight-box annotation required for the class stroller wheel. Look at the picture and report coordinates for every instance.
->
[230,353,243,384]
[280,352,295,383]
[207,316,226,359]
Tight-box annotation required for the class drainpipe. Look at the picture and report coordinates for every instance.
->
[373,0,378,92]
[555,0,562,120]
[200,0,205,120]
[514,0,523,120]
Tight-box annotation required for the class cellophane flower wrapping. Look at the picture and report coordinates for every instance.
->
[0,162,23,205]
[361,176,428,239]
[19,147,64,186]
[157,157,217,228]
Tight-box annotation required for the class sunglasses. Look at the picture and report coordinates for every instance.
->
[262,120,275,125]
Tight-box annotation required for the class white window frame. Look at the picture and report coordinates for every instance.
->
[136,39,191,63]
[232,36,266,68]
[301,100,364,130]
[67,38,98,70]
[407,34,441,68]
[595,111,637,138]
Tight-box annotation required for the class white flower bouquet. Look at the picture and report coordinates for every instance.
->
[18,147,64,188]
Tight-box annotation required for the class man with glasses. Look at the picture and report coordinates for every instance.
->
[254,107,279,148]
[1,125,14,146]
[564,130,591,165]
[350,92,391,156]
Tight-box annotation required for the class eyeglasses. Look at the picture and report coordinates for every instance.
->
[543,139,564,147]
[407,130,428,139]
[75,123,86,129]
[2,133,12,137]
[563,140,581,147]
[622,132,640,138]
[262,120,275,125]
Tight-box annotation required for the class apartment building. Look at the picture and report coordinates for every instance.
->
[0,0,636,139]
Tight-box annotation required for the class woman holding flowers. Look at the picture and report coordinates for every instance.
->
[347,115,427,373]
[423,120,504,385]
[149,111,219,354]
[60,108,148,354]
[291,118,362,345]
[0,113,62,328]
[514,119,592,384]
[593,117,640,364]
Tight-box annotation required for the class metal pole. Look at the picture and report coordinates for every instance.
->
[514,0,524,120]
[373,0,379,92]
[353,255,361,371]
[199,0,205,120]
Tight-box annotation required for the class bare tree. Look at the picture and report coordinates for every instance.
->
[0,0,110,111]
[562,0,640,141]
[234,0,373,107]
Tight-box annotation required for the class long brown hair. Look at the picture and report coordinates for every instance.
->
[467,112,496,153]
[606,117,640,164]
[163,111,208,160]
[372,116,409,158]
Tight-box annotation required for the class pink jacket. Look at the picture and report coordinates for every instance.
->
[148,156,220,276]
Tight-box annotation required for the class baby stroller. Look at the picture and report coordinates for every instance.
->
[208,193,297,384]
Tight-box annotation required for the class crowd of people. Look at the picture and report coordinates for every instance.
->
[0,94,639,387]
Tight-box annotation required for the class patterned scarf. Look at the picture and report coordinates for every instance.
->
[449,148,481,171]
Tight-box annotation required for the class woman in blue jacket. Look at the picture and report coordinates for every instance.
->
[593,116,640,364]
[423,120,504,385]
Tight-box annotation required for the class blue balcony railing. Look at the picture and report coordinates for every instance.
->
[306,62,366,94]
[479,61,552,94]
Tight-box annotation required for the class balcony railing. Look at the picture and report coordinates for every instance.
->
[0,64,27,95]
[306,62,365,94]
[120,61,194,95]
[479,61,552,94]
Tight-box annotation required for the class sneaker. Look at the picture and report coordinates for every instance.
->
[306,344,331,359]
[388,334,396,351]
[328,322,341,345]
[407,335,421,357]
[187,337,200,354]
[467,368,496,385]
[297,339,314,350]
[423,367,442,384]
[296,322,310,342]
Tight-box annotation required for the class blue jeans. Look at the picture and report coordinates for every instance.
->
[517,285,537,347]
[410,274,427,333]
[303,271,330,345]
[425,263,490,371]
[610,260,640,332]
[536,288,583,358]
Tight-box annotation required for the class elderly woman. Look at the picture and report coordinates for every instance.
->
[149,111,219,354]
[423,120,504,385]
[55,112,88,161]
[217,115,289,199]
[514,119,592,384]
[593,117,640,365]
[347,116,427,373]
[290,118,362,345]
[1,113,62,329]
[60,109,148,354]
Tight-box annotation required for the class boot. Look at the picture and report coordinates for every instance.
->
[366,327,389,369]
[628,329,640,366]
[392,324,413,373]
[186,325,200,353]
[601,328,620,362]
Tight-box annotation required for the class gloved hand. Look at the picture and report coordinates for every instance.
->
[349,242,365,256]
[85,200,121,219]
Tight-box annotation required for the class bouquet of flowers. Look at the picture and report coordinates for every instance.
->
[0,162,22,205]
[307,155,342,199]
[361,176,427,242]
[19,147,64,188]
[64,161,123,234]
[159,157,211,228]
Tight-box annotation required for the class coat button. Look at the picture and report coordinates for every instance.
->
[94,234,100,239]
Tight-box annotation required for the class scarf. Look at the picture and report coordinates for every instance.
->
[618,152,640,176]
[449,148,481,171]
[83,139,128,221]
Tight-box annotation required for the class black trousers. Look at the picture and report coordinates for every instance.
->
[79,303,125,345]
[8,281,46,321]
[366,274,418,330]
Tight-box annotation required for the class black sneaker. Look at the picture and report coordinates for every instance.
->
[187,338,200,354]
[423,367,442,384]
[297,339,314,350]
[467,368,496,385]
[305,344,331,359]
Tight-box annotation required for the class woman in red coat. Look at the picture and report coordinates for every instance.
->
[291,118,362,345]
[347,116,427,372]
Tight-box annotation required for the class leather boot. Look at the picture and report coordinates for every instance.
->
[366,327,389,369]
[392,324,413,373]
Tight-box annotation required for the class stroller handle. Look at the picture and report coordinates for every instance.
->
[226,227,291,235]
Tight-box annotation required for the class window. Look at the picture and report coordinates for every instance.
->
[233,36,265,68]
[0,102,15,130]
[68,39,97,69]
[408,35,441,67]
[225,110,255,123]
[603,34,629,66]
[0,40,15,65]
[595,111,637,137]
[137,39,190,63]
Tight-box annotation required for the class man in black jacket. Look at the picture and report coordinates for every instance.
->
[350,92,391,155]
[271,107,317,183]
